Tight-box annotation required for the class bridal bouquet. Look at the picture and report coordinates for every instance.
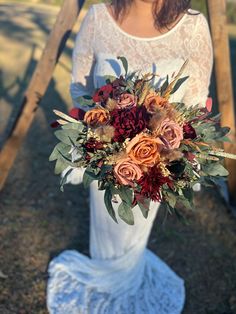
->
[50,57,236,225]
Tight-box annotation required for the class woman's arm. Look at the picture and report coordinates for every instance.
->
[183,13,214,107]
[70,6,96,111]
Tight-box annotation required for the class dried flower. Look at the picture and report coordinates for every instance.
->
[114,158,143,186]
[126,133,163,167]
[117,93,137,109]
[84,138,104,152]
[161,149,183,162]
[137,165,172,202]
[105,98,118,111]
[84,107,110,127]
[154,118,183,149]
[183,123,197,139]
[94,125,115,142]
[111,106,149,142]
[144,92,169,113]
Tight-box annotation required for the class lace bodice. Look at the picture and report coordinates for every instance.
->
[70,3,213,110]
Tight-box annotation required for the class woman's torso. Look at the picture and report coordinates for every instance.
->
[90,3,203,103]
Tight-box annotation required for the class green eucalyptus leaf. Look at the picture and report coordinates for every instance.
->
[178,196,193,209]
[100,165,113,177]
[219,126,230,136]
[182,188,194,206]
[117,186,133,206]
[165,191,177,209]
[137,198,150,219]
[118,201,134,225]
[55,158,68,175]
[117,56,128,76]
[165,203,175,215]
[104,188,118,223]
[209,150,236,159]
[125,81,135,92]
[60,167,74,191]
[49,142,70,161]
[170,76,189,95]
[83,169,97,188]
[83,95,93,100]
[57,149,74,164]
[217,136,232,143]
[127,71,137,81]
[54,130,81,145]
[76,96,95,107]
[202,163,229,177]
[62,122,85,132]
[161,75,169,95]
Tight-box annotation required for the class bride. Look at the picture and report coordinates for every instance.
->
[47,0,213,313]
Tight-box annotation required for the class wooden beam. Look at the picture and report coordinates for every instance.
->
[0,0,85,190]
[207,0,236,200]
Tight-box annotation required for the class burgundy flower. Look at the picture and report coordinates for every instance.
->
[84,139,104,153]
[50,121,60,128]
[110,106,149,142]
[69,107,85,120]
[111,76,126,88]
[184,151,196,162]
[93,84,113,103]
[183,123,197,139]
[136,166,172,202]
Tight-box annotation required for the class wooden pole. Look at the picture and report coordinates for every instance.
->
[207,0,236,199]
[0,0,85,190]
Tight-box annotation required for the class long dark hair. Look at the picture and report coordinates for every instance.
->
[111,0,192,29]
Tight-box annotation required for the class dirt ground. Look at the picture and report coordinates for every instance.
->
[0,2,236,314]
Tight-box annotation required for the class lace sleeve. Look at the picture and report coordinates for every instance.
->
[70,6,96,111]
[183,13,213,107]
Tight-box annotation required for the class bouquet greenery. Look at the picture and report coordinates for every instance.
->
[50,57,236,225]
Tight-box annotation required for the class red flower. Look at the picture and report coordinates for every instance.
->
[111,76,126,88]
[69,107,85,120]
[136,166,172,202]
[93,84,113,103]
[183,123,197,139]
[50,121,60,128]
[84,138,104,152]
[111,106,149,142]
[184,151,196,162]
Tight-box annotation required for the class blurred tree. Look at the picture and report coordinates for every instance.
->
[227,2,236,24]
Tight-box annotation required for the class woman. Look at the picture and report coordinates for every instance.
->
[47,0,213,313]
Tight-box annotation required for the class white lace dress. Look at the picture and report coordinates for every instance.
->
[47,3,213,313]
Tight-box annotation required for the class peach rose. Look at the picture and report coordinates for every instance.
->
[117,93,137,109]
[114,158,143,186]
[144,92,169,113]
[84,107,110,127]
[155,118,183,149]
[126,134,163,167]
